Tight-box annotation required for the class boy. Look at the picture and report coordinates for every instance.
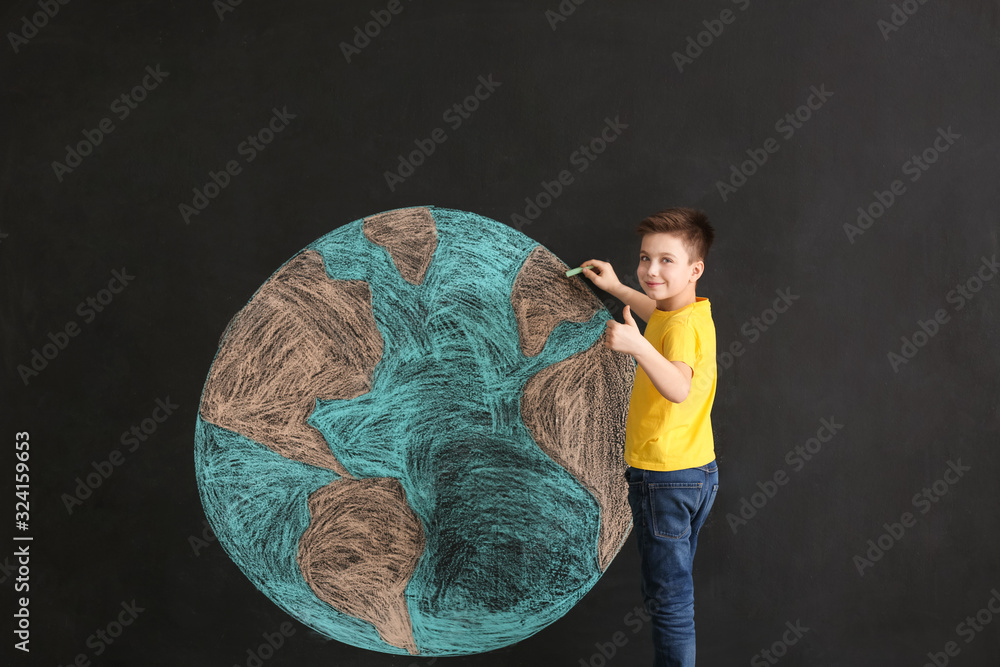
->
[579,207,718,667]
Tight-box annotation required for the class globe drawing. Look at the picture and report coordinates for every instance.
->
[194,205,635,656]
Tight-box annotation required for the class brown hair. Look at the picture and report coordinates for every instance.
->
[635,207,715,264]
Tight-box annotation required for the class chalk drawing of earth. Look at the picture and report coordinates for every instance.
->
[194,205,635,656]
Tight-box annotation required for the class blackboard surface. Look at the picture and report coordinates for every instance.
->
[3,1,999,665]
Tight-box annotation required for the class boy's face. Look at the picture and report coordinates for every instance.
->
[637,232,703,304]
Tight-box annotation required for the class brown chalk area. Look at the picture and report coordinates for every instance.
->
[363,207,438,286]
[298,477,425,655]
[512,246,602,357]
[200,249,385,479]
[521,336,634,571]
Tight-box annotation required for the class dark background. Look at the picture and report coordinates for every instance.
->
[3,0,1000,665]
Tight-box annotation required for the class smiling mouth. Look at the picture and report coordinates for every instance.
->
[646,282,663,286]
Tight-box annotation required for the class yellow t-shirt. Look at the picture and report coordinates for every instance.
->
[624,296,717,471]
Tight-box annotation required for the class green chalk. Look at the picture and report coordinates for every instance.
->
[565,265,595,277]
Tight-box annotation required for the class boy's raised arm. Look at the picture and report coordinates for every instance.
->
[608,284,657,323]
[579,260,657,322]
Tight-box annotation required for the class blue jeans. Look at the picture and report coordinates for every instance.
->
[626,461,719,667]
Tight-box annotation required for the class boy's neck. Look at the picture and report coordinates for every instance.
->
[655,286,698,313]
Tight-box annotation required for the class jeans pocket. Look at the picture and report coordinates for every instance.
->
[648,482,702,539]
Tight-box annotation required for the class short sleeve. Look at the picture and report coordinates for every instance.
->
[660,322,698,370]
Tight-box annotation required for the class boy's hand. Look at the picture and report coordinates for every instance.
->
[604,305,647,357]
[580,259,621,293]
